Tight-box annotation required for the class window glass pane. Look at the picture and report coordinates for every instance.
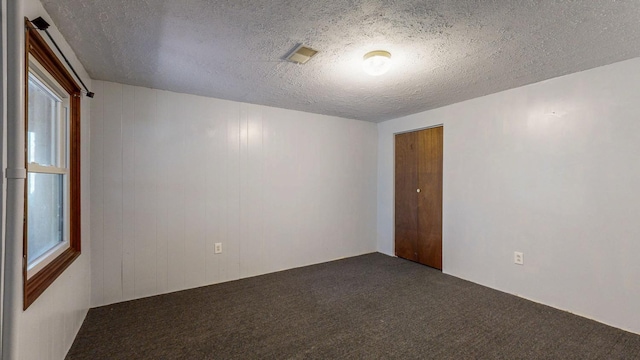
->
[28,75,61,167]
[27,172,65,265]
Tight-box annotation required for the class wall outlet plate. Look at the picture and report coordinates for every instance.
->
[514,251,524,265]
[214,243,222,254]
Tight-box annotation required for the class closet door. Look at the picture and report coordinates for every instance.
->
[394,126,443,270]
[394,131,418,261]
[417,126,443,270]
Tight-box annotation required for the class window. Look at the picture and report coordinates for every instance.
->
[24,20,82,309]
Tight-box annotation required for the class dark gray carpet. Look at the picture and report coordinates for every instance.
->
[66,253,640,359]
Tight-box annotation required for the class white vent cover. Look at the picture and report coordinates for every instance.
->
[285,44,318,64]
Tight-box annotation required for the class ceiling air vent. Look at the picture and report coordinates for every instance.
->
[285,44,318,64]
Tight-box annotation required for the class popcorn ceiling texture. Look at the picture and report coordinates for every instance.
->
[41,0,640,122]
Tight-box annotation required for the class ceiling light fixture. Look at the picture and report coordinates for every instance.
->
[362,50,392,76]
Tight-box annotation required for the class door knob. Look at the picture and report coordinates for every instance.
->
[416,189,421,193]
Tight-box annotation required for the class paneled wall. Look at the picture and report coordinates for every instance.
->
[377,57,640,335]
[90,80,377,306]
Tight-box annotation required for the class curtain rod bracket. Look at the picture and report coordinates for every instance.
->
[31,16,50,30]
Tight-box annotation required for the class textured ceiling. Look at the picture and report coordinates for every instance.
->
[41,0,640,122]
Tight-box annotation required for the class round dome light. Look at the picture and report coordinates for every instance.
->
[362,50,392,76]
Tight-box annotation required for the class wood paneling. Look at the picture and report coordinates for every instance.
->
[102,82,124,304]
[394,132,418,261]
[395,126,443,270]
[90,81,105,306]
[121,84,136,298]
[89,80,378,307]
[133,86,158,299]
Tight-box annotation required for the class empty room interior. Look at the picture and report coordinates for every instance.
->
[2,0,640,359]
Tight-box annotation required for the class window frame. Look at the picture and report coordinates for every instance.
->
[23,19,82,310]
[26,64,71,278]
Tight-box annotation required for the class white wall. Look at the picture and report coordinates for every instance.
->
[377,57,640,335]
[90,80,378,306]
[0,0,7,350]
[2,1,92,359]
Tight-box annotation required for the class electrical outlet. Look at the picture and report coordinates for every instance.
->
[514,251,524,265]
[214,243,223,254]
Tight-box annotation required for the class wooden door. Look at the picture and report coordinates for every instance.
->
[394,131,418,262]
[394,126,443,270]
[417,127,443,269]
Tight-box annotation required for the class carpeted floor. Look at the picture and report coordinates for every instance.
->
[66,253,640,359]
